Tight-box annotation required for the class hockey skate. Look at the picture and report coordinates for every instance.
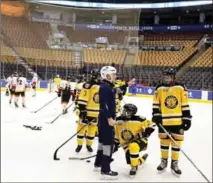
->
[86,145,93,153]
[75,145,82,153]
[129,166,138,176]
[14,102,19,108]
[100,171,118,180]
[22,104,26,108]
[157,159,168,173]
[171,160,182,177]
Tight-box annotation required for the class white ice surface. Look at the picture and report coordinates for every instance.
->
[1,92,212,182]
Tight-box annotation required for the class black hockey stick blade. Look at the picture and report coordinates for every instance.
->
[68,154,97,160]
[53,150,60,161]
[53,123,88,161]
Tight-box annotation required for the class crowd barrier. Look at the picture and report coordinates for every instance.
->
[0,80,212,103]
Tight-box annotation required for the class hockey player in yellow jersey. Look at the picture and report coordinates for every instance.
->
[75,69,100,153]
[73,75,84,115]
[54,74,61,92]
[114,77,136,115]
[152,68,192,177]
[114,103,155,176]
[114,77,126,115]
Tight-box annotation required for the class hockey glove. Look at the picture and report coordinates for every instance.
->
[113,139,120,153]
[182,117,192,131]
[152,114,162,127]
[113,143,119,153]
[57,88,62,97]
[118,92,123,101]
[75,108,80,116]
[79,111,88,124]
[71,91,76,101]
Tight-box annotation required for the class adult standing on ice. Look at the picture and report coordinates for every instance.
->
[94,66,118,180]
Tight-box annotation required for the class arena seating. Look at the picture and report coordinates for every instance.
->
[134,47,197,66]
[191,48,212,67]
[13,47,78,79]
[1,44,35,79]
[177,48,212,90]
[143,32,203,41]
[1,15,212,90]
[83,49,127,64]
[14,47,73,62]
[58,26,138,44]
[144,40,196,47]
[2,15,49,49]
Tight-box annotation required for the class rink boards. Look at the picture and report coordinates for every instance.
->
[0,80,212,104]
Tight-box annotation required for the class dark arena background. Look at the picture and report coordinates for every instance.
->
[1,0,212,182]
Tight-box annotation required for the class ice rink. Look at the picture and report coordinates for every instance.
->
[1,91,212,182]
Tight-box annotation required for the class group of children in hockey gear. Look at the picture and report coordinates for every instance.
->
[5,72,39,107]
[69,66,192,180]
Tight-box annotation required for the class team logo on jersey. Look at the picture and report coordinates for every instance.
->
[93,92,99,103]
[164,95,178,109]
[121,129,134,141]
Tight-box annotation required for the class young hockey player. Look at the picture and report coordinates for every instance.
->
[73,75,84,103]
[31,73,38,97]
[58,76,72,114]
[5,74,13,96]
[75,69,100,153]
[114,77,135,116]
[14,73,28,108]
[54,74,61,92]
[73,75,85,116]
[113,103,155,176]
[9,72,18,104]
[152,68,192,176]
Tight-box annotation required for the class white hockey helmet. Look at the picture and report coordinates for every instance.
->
[34,73,37,77]
[100,66,117,82]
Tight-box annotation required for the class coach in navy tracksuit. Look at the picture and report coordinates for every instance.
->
[94,66,118,180]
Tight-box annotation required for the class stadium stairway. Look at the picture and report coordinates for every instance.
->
[124,50,134,66]
[1,32,41,79]
[71,49,83,67]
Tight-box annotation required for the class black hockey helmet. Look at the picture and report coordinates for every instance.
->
[163,68,176,76]
[77,75,83,80]
[162,68,176,83]
[90,69,100,80]
[121,103,137,118]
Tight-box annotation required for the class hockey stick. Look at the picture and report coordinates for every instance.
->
[68,136,132,161]
[53,121,93,160]
[31,96,58,113]
[46,102,74,124]
[159,124,210,183]
[69,154,97,160]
